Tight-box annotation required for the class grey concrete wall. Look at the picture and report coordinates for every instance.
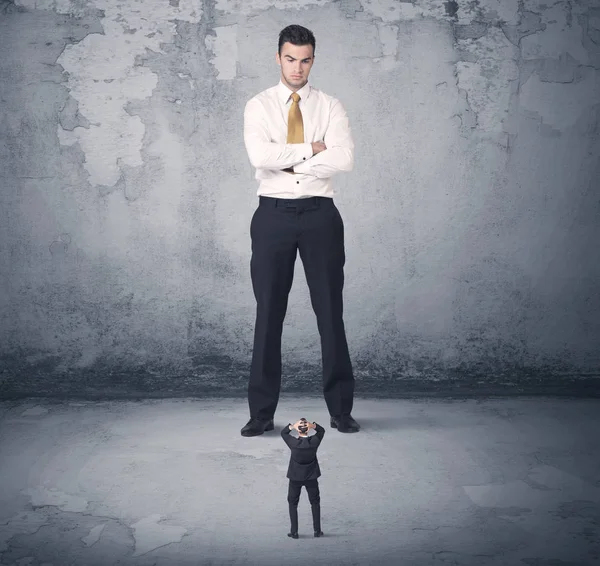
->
[1,0,599,397]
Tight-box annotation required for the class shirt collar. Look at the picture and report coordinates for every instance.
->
[277,80,311,106]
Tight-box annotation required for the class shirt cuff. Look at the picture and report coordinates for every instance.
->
[292,144,313,173]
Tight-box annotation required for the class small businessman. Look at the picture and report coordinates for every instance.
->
[281,418,326,539]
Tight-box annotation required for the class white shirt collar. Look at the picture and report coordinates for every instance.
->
[277,80,311,106]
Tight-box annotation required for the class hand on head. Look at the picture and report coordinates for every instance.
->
[292,418,314,432]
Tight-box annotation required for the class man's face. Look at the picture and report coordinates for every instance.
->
[276,42,314,91]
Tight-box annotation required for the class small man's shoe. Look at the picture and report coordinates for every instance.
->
[330,414,360,433]
[241,417,274,437]
[314,530,324,537]
[287,532,299,539]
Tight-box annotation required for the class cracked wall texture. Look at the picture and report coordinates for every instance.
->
[0,0,599,394]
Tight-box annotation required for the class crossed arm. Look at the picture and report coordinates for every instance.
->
[243,98,354,178]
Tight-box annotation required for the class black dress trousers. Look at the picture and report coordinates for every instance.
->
[287,479,321,533]
[248,196,355,420]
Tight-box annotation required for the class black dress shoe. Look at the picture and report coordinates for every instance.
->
[287,532,299,539]
[330,414,360,433]
[314,530,324,537]
[240,417,274,437]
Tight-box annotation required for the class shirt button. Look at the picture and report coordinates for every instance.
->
[303,157,306,160]
[296,181,299,184]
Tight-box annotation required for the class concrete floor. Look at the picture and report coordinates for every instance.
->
[0,396,599,566]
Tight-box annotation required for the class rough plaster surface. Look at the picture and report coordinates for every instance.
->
[0,397,599,565]
[0,0,599,395]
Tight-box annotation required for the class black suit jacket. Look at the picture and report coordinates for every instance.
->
[281,422,325,481]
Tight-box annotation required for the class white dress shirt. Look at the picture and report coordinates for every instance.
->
[243,80,354,199]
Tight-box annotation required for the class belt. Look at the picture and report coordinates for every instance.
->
[259,196,331,209]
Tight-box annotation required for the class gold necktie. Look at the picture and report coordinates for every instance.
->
[287,92,304,144]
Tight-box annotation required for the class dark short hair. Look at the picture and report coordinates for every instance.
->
[278,25,316,54]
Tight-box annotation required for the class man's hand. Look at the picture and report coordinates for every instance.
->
[311,141,326,155]
[291,419,312,430]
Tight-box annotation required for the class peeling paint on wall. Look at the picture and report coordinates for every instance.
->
[522,3,590,63]
[456,28,520,135]
[206,24,238,80]
[215,0,326,14]
[520,71,600,131]
[39,0,203,187]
